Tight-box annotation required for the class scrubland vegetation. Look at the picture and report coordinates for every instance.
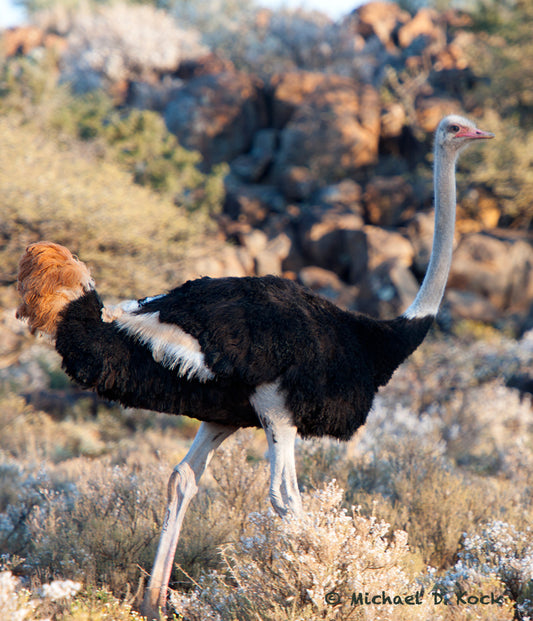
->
[1,331,532,619]
[0,0,532,619]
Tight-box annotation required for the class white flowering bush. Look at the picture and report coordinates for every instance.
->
[201,7,358,75]
[170,0,257,41]
[172,481,436,620]
[0,571,35,621]
[61,3,209,91]
[40,578,81,601]
[438,522,533,619]
[0,570,144,620]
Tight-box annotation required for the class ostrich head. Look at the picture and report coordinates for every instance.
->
[435,115,494,157]
[16,242,94,337]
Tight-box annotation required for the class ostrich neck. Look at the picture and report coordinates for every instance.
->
[404,146,457,319]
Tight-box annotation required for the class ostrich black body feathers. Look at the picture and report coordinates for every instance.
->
[56,275,432,440]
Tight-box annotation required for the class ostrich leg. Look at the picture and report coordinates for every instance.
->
[141,421,237,620]
[251,382,303,517]
[265,421,302,517]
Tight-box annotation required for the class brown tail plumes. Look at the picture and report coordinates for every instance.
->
[16,242,94,337]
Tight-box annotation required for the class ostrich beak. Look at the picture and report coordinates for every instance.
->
[456,127,495,140]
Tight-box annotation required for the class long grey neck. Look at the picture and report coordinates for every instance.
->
[404,145,457,319]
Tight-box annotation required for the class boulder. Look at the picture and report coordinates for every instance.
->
[398,8,444,50]
[3,26,44,56]
[231,128,278,183]
[415,97,462,133]
[434,36,471,72]
[380,103,407,139]
[506,238,533,311]
[165,70,267,167]
[184,243,254,280]
[2,26,68,58]
[175,53,235,79]
[127,76,183,111]
[239,228,269,257]
[448,233,533,312]
[272,73,380,186]
[519,304,533,337]
[364,225,414,270]
[270,71,330,129]
[239,229,292,276]
[407,210,458,275]
[316,180,363,212]
[224,175,286,226]
[299,266,360,309]
[358,259,420,318]
[353,226,418,318]
[299,211,367,284]
[354,1,410,50]
[456,188,501,233]
[280,166,317,201]
[255,233,292,276]
[363,176,415,227]
[443,289,500,323]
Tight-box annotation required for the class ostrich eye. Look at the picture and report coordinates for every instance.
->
[449,125,461,133]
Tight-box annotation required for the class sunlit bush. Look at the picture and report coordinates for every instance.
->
[0,328,531,619]
[173,481,437,621]
[60,2,208,91]
[0,115,223,297]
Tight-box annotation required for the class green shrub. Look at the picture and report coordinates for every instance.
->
[0,114,218,297]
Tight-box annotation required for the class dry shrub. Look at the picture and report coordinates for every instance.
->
[344,395,530,570]
[208,429,269,520]
[443,382,533,478]
[342,330,533,571]
[0,391,169,596]
[0,393,60,460]
[1,296,531,620]
[0,115,216,298]
[20,458,165,593]
[172,481,437,621]
[346,402,469,567]
[422,571,515,621]
[296,436,350,492]
[61,3,208,91]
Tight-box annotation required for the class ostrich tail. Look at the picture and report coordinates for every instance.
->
[16,242,95,337]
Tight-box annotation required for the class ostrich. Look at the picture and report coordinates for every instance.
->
[16,115,493,619]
